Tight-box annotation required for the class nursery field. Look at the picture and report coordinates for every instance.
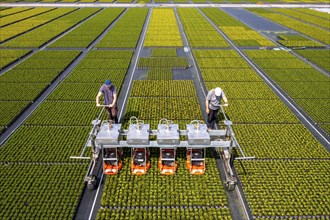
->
[0,5,329,220]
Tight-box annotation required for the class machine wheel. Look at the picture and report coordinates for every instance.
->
[225,177,236,191]
[87,175,97,190]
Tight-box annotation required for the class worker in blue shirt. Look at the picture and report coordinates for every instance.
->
[96,80,118,123]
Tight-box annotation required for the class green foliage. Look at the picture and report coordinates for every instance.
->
[0,7,31,17]
[201,8,275,47]
[234,124,329,158]
[319,123,330,135]
[1,8,99,47]
[24,101,100,126]
[0,8,54,27]
[131,80,196,97]
[295,49,330,72]
[100,148,230,208]
[49,8,124,48]
[97,8,148,48]
[65,68,127,83]
[197,57,250,68]
[78,58,131,69]
[0,49,31,69]
[205,82,276,99]
[0,101,29,126]
[193,50,240,58]
[151,48,177,57]
[0,126,90,162]
[65,50,132,89]
[294,8,330,20]
[200,68,262,82]
[138,57,189,69]
[277,81,330,99]
[178,8,229,48]
[97,207,231,220]
[85,50,133,59]
[236,160,330,217]
[147,68,173,80]
[248,8,330,45]
[144,9,183,47]
[0,164,88,219]
[0,8,76,42]
[272,8,330,30]
[245,50,330,135]
[277,34,323,48]
[295,99,330,122]
[264,69,329,82]
[225,99,300,123]
[0,83,47,101]
[124,97,203,121]
[47,83,113,101]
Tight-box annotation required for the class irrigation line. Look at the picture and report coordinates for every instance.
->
[198,8,330,147]
[118,8,152,121]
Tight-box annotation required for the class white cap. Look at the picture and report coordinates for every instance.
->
[215,87,222,96]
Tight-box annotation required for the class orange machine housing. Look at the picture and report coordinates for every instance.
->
[104,161,123,175]
[131,148,150,176]
[158,149,178,176]
[103,148,123,175]
[186,149,205,175]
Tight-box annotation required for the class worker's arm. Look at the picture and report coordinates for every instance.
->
[96,92,102,107]
[110,93,117,107]
[205,99,210,114]
[222,92,229,106]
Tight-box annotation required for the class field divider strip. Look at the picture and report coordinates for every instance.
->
[0,8,104,76]
[0,8,57,28]
[0,8,80,45]
[0,7,34,19]
[198,8,330,147]
[100,205,230,210]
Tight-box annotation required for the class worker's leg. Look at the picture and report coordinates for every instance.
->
[207,109,215,129]
[110,104,118,123]
[212,109,219,128]
[105,107,112,121]
[207,109,219,129]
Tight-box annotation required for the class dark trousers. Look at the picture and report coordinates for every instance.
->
[207,109,219,129]
[105,104,118,123]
